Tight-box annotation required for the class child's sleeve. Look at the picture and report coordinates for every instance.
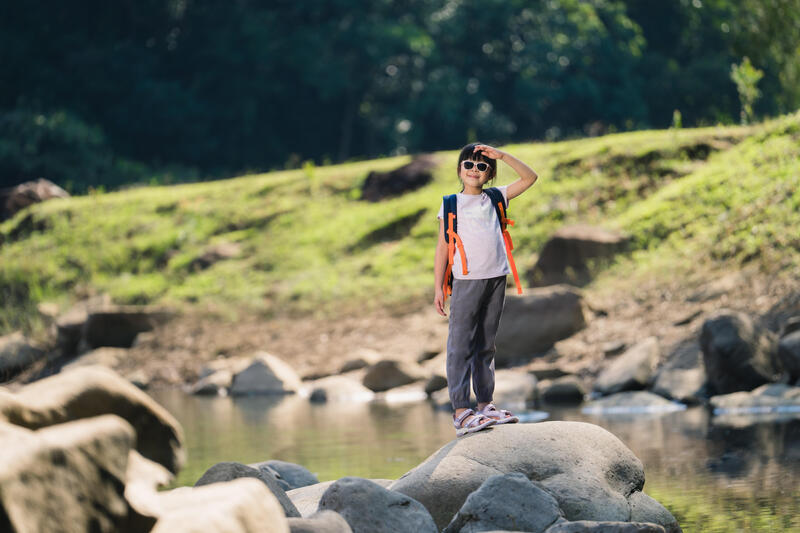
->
[436,200,444,220]
[498,185,510,206]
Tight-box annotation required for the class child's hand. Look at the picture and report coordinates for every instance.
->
[473,144,505,161]
[434,288,447,317]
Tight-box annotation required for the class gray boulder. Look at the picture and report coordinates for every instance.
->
[362,359,427,392]
[777,331,800,381]
[288,479,395,517]
[256,459,319,490]
[709,383,800,426]
[628,492,681,533]
[650,341,707,404]
[305,375,374,403]
[594,338,659,396]
[495,286,586,367]
[583,392,684,416]
[540,376,586,405]
[424,374,448,396]
[150,478,290,533]
[0,331,46,381]
[190,369,234,396]
[318,477,437,533]
[339,348,381,373]
[231,352,302,396]
[289,510,353,533]
[546,521,666,533]
[84,306,174,349]
[195,461,300,517]
[528,225,629,288]
[700,311,781,394]
[390,423,677,530]
[0,365,184,473]
[442,472,565,533]
[492,369,538,407]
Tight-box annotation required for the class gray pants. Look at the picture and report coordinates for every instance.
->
[446,276,506,409]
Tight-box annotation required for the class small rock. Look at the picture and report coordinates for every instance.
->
[257,460,319,491]
[424,374,448,396]
[541,376,586,405]
[195,461,300,517]
[594,338,659,396]
[231,352,302,396]
[362,359,427,392]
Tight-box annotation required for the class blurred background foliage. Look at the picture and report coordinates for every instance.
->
[1,0,798,192]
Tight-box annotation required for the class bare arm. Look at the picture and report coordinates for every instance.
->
[472,144,538,200]
[433,218,448,316]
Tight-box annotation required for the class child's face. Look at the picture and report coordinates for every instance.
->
[459,159,493,189]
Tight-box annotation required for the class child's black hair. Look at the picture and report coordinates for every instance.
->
[456,143,497,184]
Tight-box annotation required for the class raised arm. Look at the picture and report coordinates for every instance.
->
[472,144,538,200]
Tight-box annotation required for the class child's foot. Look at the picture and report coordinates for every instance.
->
[453,408,496,437]
[478,403,519,424]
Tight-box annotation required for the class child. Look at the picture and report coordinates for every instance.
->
[434,143,538,436]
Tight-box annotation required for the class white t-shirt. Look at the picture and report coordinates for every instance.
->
[437,186,511,280]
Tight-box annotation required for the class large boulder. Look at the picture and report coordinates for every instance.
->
[0,415,138,533]
[361,155,437,202]
[700,311,781,394]
[0,331,46,382]
[0,365,185,473]
[150,478,290,533]
[194,461,300,517]
[1,178,69,220]
[305,375,375,403]
[318,477,437,533]
[650,341,707,404]
[594,338,659,396]
[442,472,565,533]
[230,353,302,396]
[84,306,174,349]
[528,225,629,287]
[390,422,679,532]
[777,330,800,382]
[495,286,586,367]
[362,359,427,392]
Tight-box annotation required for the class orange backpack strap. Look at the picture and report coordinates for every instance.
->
[485,187,523,295]
[442,194,467,302]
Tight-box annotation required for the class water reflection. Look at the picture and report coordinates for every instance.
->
[149,390,800,532]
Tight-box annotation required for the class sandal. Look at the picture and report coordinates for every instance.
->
[453,408,496,437]
[478,403,519,425]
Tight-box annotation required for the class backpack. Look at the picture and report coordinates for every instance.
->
[441,187,523,303]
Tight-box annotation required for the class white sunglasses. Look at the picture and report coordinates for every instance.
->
[461,160,490,172]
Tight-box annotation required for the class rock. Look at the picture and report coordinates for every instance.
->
[289,510,353,533]
[0,415,137,533]
[56,307,90,356]
[390,422,674,530]
[318,477,437,533]
[1,178,69,220]
[340,348,382,373]
[195,461,300,518]
[781,316,800,338]
[424,374,448,396]
[527,362,572,380]
[375,382,429,403]
[602,341,627,357]
[0,331,46,382]
[442,472,564,533]
[150,478,290,533]
[541,376,586,405]
[0,365,185,473]
[126,369,151,390]
[492,369,538,408]
[190,369,234,395]
[650,341,707,404]
[84,306,174,349]
[777,331,800,381]
[362,359,427,392]
[628,491,682,533]
[495,286,586,367]
[583,392,685,416]
[594,338,659,396]
[710,383,800,419]
[361,155,437,202]
[700,310,781,394]
[231,352,302,396]
[198,356,252,379]
[528,225,629,287]
[304,375,375,403]
[288,479,397,517]
[546,521,667,533]
[258,460,319,491]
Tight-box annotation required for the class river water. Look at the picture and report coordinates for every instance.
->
[149,389,800,533]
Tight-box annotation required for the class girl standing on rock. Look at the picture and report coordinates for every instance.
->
[434,143,539,436]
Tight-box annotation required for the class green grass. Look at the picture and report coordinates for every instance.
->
[2,113,799,333]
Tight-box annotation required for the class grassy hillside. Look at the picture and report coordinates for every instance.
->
[2,112,799,334]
